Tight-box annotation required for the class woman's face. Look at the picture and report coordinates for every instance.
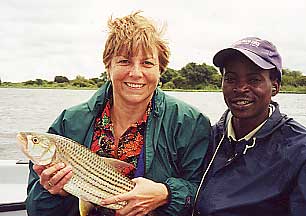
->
[108,47,160,106]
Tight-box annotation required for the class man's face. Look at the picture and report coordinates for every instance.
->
[222,55,279,126]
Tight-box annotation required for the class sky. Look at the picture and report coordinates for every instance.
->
[1,0,306,82]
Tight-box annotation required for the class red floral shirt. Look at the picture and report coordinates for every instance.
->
[91,100,151,178]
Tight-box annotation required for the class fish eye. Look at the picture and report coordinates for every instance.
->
[32,137,39,144]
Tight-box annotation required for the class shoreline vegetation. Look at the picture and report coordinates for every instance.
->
[1,85,306,94]
[1,63,306,93]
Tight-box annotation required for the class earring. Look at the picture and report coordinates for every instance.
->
[272,86,277,96]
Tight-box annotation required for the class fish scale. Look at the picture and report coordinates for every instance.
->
[51,134,135,209]
[17,132,136,210]
[56,139,133,192]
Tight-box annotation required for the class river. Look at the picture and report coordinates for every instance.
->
[0,88,305,160]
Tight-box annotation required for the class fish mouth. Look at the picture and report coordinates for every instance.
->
[16,132,26,143]
[16,132,43,163]
[17,132,32,155]
[16,132,27,148]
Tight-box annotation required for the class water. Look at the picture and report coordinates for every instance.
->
[0,88,305,160]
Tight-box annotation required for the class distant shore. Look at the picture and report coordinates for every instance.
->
[1,85,306,94]
[1,64,305,93]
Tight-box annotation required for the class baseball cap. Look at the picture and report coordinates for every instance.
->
[213,37,282,81]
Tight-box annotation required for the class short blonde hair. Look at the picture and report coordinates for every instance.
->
[103,11,170,73]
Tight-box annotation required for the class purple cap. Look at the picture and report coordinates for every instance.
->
[213,37,282,81]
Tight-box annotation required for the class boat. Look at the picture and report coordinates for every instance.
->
[0,160,28,216]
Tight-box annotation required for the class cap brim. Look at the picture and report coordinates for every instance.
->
[213,48,275,71]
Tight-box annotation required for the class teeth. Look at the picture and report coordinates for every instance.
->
[126,83,144,88]
[235,100,250,105]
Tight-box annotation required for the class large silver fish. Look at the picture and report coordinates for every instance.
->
[17,132,136,215]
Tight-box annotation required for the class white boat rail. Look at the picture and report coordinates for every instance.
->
[0,160,28,215]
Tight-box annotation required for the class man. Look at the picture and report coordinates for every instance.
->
[193,37,306,216]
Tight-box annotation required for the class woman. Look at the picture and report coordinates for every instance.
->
[26,12,211,216]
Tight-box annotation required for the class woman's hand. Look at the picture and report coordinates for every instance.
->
[101,177,169,216]
[33,162,73,196]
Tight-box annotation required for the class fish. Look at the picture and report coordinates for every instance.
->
[17,132,136,216]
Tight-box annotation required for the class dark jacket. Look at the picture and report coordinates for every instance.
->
[194,101,306,216]
[26,82,211,216]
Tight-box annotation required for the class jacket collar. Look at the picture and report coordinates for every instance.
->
[216,101,290,140]
[256,101,291,139]
[87,81,111,112]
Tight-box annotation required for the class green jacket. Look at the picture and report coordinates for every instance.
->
[26,82,210,216]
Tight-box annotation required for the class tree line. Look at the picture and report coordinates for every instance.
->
[1,62,306,92]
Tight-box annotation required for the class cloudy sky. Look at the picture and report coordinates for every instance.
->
[1,0,305,82]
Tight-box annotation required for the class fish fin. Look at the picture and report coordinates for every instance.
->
[79,199,94,216]
[102,157,135,176]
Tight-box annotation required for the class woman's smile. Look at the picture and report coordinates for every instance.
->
[125,82,145,89]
